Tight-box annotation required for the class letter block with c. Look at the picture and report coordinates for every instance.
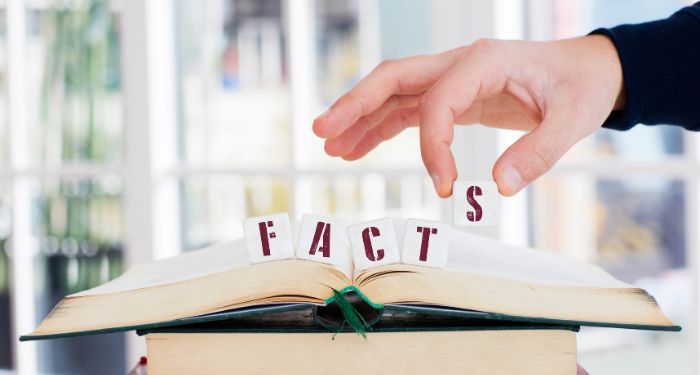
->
[347,217,400,272]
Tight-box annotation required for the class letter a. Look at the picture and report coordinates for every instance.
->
[309,222,331,257]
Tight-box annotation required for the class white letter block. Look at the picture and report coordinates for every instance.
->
[243,213,295,264]
[401,219,450,268]
[452,181,499,226]
[347,218,400,272]
[296,214,350,270]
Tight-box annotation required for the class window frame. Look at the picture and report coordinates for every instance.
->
[5,0,696,373]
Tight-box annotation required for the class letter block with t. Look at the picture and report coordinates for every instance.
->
[452,181,499,226]
[401,219,450,268]
[347,217,400,272]
[243,213,295,264]
[296,214,350,269]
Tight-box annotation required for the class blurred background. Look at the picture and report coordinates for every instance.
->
[0,0,697,374]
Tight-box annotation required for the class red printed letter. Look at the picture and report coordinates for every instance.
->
[361,227,384,261]
[466,185,483,222]
[309,222,331,257]
[416,226,438,261]
[258,220,276,256]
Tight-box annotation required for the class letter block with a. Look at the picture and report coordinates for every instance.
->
[296,214,350,270]
[401,219,450,268]
[347,217,400,272]
[243,213,295,264]
[452,181,499,226]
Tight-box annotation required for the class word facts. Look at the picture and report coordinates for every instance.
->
[243,214,451,270]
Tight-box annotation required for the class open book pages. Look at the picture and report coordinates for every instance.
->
[28,219,675,338]
[73,239,254,297]
[79,219,625,298]
[393,220,629,289]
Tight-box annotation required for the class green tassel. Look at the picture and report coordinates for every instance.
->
[331,321,346,341]
[332,288,372,339]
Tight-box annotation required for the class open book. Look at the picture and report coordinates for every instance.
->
[22,219,678,340]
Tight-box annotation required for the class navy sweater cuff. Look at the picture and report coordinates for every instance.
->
[590,4,700,131]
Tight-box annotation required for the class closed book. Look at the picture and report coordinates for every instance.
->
[143,329,577,375]
[137,299,579,374]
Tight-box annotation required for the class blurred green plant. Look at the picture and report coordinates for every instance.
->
[37,179,124,295]
[0,239,8,294]
[39,0,121,163]
[37,0,124,295]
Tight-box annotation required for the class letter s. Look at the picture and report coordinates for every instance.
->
[466,185,483,222]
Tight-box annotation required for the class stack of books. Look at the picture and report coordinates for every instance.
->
[22,219,679,374]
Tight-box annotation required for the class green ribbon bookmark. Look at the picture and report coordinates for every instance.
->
[330,288,373,339]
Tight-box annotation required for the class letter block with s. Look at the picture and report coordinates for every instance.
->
[452,181,499,227]
[243,213,295,264]
[347,217,400,271]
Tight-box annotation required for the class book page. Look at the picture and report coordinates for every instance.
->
[31,260,349,337]
[445,228,630,288]
[76,219,626,297]
[75,226,355,297]
[389,218,626,288]
[357,224,672,327]
[74,239,253,297]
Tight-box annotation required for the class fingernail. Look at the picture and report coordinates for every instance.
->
[501,165,523,194]
[317,110,330,120]
[431,172,441,193]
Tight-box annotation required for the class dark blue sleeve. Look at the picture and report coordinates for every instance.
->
[591,3,700,131]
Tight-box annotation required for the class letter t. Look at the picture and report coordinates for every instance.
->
[416,226,438,261]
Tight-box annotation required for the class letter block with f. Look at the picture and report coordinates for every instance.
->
[243,213,295,264]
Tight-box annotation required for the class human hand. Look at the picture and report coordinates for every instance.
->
[313,35,625,197]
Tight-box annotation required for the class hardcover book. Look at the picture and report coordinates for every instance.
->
[21,219,679,341]
[142,327,579,374]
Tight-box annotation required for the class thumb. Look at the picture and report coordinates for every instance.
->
[493,113,584,196]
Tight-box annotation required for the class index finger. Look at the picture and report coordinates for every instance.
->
[420,43,506,197]
[313,48,464,139]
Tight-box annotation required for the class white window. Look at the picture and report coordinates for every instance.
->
[1,1,697,374]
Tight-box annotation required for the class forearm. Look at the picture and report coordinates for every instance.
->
[592,3,700,131]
